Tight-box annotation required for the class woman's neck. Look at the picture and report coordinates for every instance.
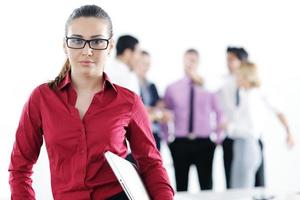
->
[71,71,103,93]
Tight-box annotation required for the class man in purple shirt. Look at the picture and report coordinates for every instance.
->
[163,49,223,191]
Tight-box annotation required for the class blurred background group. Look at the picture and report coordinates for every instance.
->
[106,34,295,192]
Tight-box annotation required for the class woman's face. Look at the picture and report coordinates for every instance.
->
[184,52,199,73]
[236,72,249,89]
[64,17,114,76]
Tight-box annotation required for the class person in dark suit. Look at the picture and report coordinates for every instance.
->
[135,50,163,150]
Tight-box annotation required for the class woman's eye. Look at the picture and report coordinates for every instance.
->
[91,39,105,45]
[70,38,84,45]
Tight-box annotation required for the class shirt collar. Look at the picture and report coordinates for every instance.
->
[183,75,193,85]
[57,71,72,90]
[57,71,117,93]
[103,72,118,92]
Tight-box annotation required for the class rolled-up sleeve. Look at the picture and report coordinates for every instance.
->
[9,87,43,200]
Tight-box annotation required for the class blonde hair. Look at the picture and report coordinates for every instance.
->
[238,62,261,88]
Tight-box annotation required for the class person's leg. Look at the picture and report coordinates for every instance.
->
[231,139,247,188]
[194,138,216,190]
[231,138,262,188]
[255,139,265,187]
[222,137,234,188]
[169,138,192,191]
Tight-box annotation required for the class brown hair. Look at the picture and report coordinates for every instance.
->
[185,48,199,56]
[48,59,71,89]
[48,5,113,90]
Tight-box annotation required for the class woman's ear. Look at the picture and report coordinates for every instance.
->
[63,39,68,55]
[108,38,115,55]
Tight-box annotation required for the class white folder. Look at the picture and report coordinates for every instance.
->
[104,151,151,200]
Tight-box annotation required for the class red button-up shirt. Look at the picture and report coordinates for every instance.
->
[9,72,174,200]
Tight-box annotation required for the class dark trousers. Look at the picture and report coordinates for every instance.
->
[169,138,216,191]
[255,139,265,187]
[222,137,265,188]
[222,137,234,189]
[106,191,128,200]
[153,132,161,151]
[125,153,136,165]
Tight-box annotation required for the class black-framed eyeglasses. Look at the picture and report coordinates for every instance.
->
[65,37,111,50]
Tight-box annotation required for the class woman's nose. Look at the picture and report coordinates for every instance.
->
[82,43,93,56]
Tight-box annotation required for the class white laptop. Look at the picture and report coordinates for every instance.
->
[104,151,151,200]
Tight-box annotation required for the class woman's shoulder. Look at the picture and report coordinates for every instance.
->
[28,83,57,99]
[21,83,50,106]
[34,83,54,94]
[113,83,139,103]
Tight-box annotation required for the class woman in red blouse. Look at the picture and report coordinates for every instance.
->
[8,4,174,200]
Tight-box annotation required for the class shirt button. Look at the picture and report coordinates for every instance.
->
[80,150,85,154]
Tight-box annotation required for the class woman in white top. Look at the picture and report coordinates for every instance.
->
[228,62,294,188]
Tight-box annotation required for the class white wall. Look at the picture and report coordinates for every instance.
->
[1,0,300,199]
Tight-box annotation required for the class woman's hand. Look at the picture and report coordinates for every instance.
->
[286,132,295,149]
[186,68,204,86]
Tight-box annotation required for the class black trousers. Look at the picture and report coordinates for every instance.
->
[106,191,128,200]
[255,139,265,187]
[222,137,265,188]
[169,138,216,191]
[222,137,234,189]
[153,132,161,151]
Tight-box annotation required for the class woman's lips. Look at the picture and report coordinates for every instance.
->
[79,60,94,66]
